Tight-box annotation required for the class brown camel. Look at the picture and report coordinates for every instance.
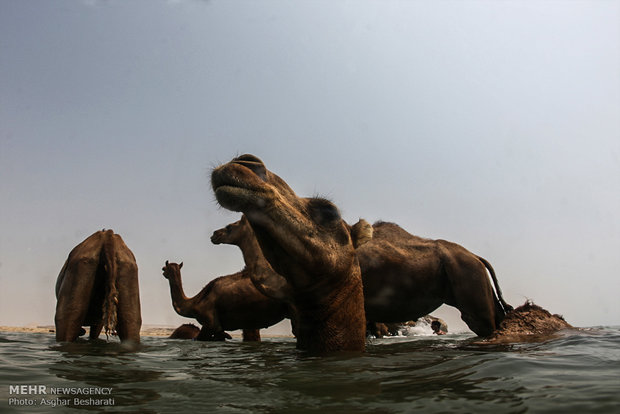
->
[214,213,509,338]
[169,323,200,339]
[211,154,367,353]
[483,300,573,343]
[357,221,512,337]
[55,229,141,343]
[210,215,294,303]
[161,261,287,341]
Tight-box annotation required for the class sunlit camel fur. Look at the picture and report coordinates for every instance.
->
[55,229,141,343]
[357,221,512,337]
[212,154,366,353]
[168,323,200,339]
[161,261,287,341]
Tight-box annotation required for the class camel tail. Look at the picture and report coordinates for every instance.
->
[477,256,513,313]
[101,231,119,338]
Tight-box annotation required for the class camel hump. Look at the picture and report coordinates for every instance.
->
[350,219,373,248]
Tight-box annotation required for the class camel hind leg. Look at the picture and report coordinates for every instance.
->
[89,322,103,339]
[441,245,500,337]
[55,257,99,342]
[115,279,142,343]
[113,255,141,344]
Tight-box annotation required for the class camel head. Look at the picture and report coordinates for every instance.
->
[211,154,358,291]
[210,215,250,246]
[162,260,183,280]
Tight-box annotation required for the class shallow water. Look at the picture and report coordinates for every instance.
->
[1,327,619,413]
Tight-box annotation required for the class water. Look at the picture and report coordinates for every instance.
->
[1,328,619,413]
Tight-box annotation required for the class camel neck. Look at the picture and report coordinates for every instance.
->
[237,235,269,269]
[167,273,194,317]
[294,273,366,353]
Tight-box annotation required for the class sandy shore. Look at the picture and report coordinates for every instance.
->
[0,325,294,339]
[1,325,184,337]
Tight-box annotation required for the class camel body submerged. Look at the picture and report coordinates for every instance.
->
[483,301,573,343]
[55,229,141,343]
[168,323,200,339]
[162,261,287,341]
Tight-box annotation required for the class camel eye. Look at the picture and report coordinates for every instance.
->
[307,198,341,225]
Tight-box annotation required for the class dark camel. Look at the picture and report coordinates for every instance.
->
[55,229,141,343]
[357,221,512,337]
[161,261,287,341]
[211,154,367,353]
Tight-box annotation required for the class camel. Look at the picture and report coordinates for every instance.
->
[211,154,367,353]
[55,229,141,343]
[210,215,294,303]
[169,323,200,339]
[161,261,287,341]
[212,212,509,338]
[357,221,512,337]
[483,300,573,343]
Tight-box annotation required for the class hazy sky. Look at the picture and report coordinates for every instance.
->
[1,0,619,333]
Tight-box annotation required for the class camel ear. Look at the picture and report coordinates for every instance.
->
[350,219,373,248]
[179,262,183,269]
[165,260,169,266]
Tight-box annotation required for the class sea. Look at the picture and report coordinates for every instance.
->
[1,326,619,414]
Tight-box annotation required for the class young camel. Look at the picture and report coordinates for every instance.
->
[211,214,298,336]
[212,154,366,353]
[161,261,288,341]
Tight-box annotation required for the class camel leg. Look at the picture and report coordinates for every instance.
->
[196,325,217,341]
[89,322,103,340]
[444,254,498,337]
[115,262,141,344]
[213,331,232,341]
[55,259,98,342]
[55,312,86,342]
[242,329,261,341]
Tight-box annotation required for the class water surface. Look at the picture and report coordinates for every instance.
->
[1,327,619,413]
